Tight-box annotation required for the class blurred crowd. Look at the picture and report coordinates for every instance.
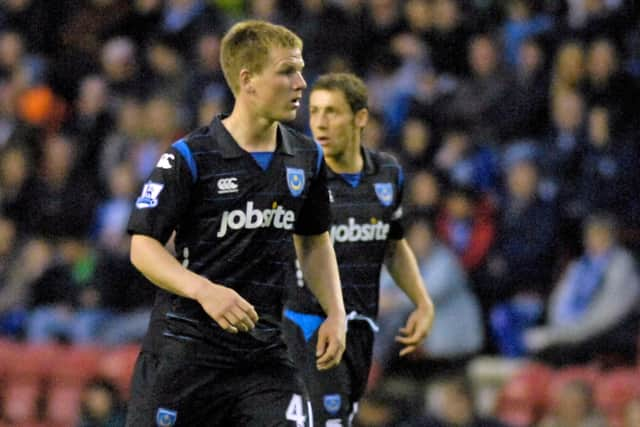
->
[0,0,639,425]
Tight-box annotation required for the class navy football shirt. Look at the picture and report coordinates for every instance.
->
[127,115,329,360]
[286,147,405,319]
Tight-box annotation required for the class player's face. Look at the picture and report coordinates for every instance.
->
[309,89,361,159]
[249,47,306,122]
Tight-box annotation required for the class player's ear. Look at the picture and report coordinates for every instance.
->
[354,108,368,129]
[239,69,255,95]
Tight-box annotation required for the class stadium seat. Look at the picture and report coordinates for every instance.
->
[4,342,60,381]
[44,383,83,427]
[98,344,140,399]
[547,364,600,405]
[0,380,41,425]
[494,362,553,426]
[594,368,640,427]
[48,345,103,385]
[0,339,20,380]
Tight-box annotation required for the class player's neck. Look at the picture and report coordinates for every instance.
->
[326,141,363,174]
[222,106,278,152]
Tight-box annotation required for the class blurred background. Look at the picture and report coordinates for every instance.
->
[0,0,639,426]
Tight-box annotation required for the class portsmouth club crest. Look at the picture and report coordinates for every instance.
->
[374,182,394,206]
[156,408,177,427]
[323,394,341,415]
[286,167,305,197]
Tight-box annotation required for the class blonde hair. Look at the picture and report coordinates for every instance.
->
[220,20,303,96]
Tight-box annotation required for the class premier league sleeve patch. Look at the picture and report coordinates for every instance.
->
[374,183,394,206]
[155,408,177,426]
[286,167,305,197]
[136,181,164,209]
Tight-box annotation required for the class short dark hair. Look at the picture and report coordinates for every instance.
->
[311,72,368,114]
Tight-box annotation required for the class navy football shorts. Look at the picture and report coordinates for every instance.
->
[125,348,308,426]
[283,313,374,426]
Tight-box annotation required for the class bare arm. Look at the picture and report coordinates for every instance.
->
[384,238,435,356]
[293,232,346,370]
[130,234,258,333]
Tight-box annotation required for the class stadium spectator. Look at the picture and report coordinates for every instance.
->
[524,213,640,365]
[66,74,114,193]
[99,37,146,104]
[393,116,435,172]
[549,41,585,101]
[574,106,640,227]
[78,378,126,427]
[375,218,483,375]
[433,126,498,193]
[435,183,496,276]
[26,238,113,344]
[427,0,472,77]
[581,38,637,131]
[406,170,443,219]
[498,36,550,140]
[485,146,558,356]
[444,33,512,143]
[143,36,188,104]
[500,0,553,68]
[22,133,98,240]
[291,0,354,79]
[184,32,230,128]
[158,0,228,57]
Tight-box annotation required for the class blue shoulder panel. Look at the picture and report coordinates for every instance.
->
[172,139,197,183]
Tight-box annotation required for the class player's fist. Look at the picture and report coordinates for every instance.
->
[195,282,259,333]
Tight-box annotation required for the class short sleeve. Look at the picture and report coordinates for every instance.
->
[294,149,330,235]
[388,164,405,240]
[127,145,194,244]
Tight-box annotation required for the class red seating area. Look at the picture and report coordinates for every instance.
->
[0,340,139,427]
[496,362,640,427]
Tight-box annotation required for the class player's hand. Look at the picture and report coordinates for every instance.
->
[195,281,259,333]
[396,304,434,357]
[315,313,346,371]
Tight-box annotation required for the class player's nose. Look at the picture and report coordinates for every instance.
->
[293,72,307,90]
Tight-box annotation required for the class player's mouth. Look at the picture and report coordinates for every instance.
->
[315,136,330,146]
[290,97,301,108]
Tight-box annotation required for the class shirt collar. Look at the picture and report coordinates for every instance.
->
[210,114,295,159]
[326,146,377,179]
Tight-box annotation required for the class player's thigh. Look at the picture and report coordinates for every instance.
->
[125,351,228,427]
[283,315,360,426]
[231,363,309,427]
[305,359,355,426]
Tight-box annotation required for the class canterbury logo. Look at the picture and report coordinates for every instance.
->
[217,177,238,194]
[156,153,175,169]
